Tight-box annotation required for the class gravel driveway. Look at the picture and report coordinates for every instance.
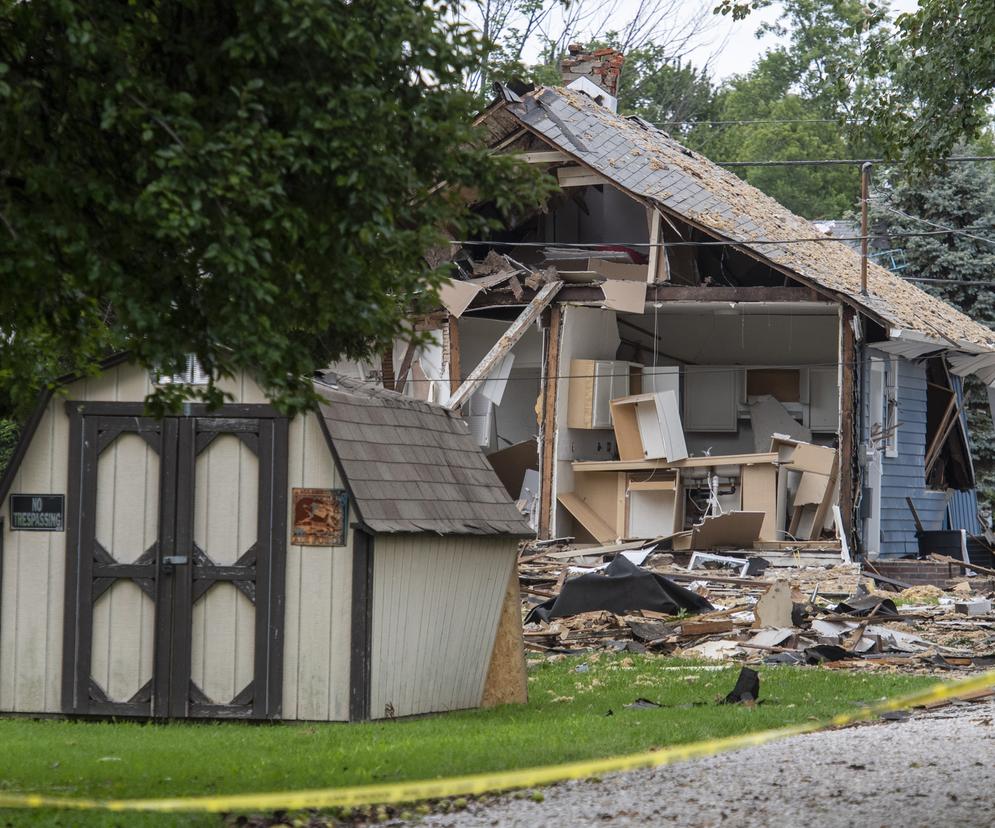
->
[409,698,995,828]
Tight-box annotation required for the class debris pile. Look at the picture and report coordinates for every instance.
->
[520,540,995,673]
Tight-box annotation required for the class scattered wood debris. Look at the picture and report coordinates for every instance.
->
[518,538,995,673]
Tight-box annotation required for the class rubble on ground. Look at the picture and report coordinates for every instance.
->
[519,539,995,674]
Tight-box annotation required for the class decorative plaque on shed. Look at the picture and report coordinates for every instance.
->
[9,494,65,531]
[292,488,348,546]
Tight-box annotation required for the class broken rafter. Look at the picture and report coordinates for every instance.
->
[515,150,570,164]
[445,280,563,411]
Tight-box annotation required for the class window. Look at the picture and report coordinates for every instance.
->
[883,357,899,458]
[154,354,210,386]
[868,356,899,458]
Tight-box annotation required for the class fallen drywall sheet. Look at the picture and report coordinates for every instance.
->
[438,278,482,318]
[691,511,766,549]
[487,439,538,499]
[480,351,515,406]
[601,279,647,313]
[750,396,812,452]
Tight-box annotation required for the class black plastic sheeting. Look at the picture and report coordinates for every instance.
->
[525,556,713,624]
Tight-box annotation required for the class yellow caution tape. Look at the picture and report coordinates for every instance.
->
[0,669,993,814]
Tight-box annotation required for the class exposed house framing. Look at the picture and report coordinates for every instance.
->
[376,82,995,558]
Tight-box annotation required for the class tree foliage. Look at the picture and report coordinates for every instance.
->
[857,1,995,171]
[0,0,548,415]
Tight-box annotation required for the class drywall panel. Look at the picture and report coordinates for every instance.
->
[370,536,515,719]
[553,306,622,536]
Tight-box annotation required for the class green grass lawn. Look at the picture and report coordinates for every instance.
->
[0,656,936,827]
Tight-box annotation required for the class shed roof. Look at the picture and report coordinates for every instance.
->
[483,86,995,350]
[314,374,534,537]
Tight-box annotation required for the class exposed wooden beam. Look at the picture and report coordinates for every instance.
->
[393,341,417,395]
[446,281,563,410]
[556,166,609,188]
[645,207,671,284]
[538,305,562,540]
[516,150,569,164]
[447,315,461,400]
[839,306,857,548]
[467,284,823,309]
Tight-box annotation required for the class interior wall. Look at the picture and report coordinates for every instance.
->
[552,305,622,537]
[458,316,543,454]
[547,186,648,247]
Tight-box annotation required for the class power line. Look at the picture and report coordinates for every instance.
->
[903,277,995,286]
[654,118,843,127]
[717,155,995,168]
[454,228,995,249]
[873,201,995,249]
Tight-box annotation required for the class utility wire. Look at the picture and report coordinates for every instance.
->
[872,200,995,249]
[717,155,995,168]
[454,228,995,249]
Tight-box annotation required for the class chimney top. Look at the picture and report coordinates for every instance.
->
[558,46,624,105]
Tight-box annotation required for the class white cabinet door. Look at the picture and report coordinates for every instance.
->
[683,366,738,431]
[808,367,839,431]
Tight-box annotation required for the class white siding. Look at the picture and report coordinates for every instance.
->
[1,364,357,719]
[369,536,516,719]
[1,362,154,712]
[282,411,353,722]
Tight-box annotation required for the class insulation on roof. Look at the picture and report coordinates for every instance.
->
[486,87,995,350]
[314,375,534,537]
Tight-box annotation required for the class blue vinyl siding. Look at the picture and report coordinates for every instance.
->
[877,357,945,556]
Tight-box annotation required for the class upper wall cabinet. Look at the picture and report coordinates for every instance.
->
[807,367,839,431]
[683,366,739,432]
[567,359,634,429]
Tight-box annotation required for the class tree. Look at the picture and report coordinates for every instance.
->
[857,1,995,170]
[870,147,995,502]
[0,0,549,416]
[466,0,717,99]
[717,0,995,172]
[616,48,716,134]
[690,0,888,219]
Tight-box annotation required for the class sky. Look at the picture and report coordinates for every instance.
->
[506,0,924,84]
[687,0,922,82]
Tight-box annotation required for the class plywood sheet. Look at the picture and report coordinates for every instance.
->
[601,279,647,313]
[557,492,617,543]
[741,463,778,542]
[690,511,765,549]
[438,278,482,318]
[481,565,528,708]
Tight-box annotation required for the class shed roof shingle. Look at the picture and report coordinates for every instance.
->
[314,375,534,537]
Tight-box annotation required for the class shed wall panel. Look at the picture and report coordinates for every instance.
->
[369,536,516,719]
[0,364,307,715]
[281,411,352,722]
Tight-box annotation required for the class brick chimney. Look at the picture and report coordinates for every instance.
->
[558,45,624,111]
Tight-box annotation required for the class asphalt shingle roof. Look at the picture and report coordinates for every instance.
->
[314,375,534,537]
[488,86,995,350]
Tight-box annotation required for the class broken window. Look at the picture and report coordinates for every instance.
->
[925,358,975,491]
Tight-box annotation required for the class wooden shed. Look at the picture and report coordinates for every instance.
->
[0,358,531,721]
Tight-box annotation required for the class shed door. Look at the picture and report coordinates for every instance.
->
[62,405,287,719]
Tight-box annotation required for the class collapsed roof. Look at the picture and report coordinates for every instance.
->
[477,86,995,351]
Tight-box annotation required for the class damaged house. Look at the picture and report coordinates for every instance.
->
[370,49,995,564]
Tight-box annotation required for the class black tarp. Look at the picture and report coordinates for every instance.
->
[525,556,713,624]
